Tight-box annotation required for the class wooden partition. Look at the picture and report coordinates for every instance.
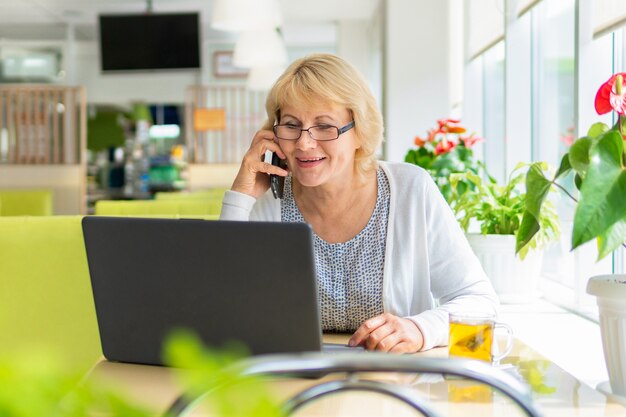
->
[0,85,86,165]
[0,85,87,214]
[185,85,266,164]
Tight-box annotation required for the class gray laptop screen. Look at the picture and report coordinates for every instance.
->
[82,217,322,365]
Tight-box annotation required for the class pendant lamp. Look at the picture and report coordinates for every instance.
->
[246,64,286,91]
[233,29,288,68]
[211,0,282,32]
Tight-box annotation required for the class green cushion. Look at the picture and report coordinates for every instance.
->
[94,200,223,216]
[0,216,100,371]
[154,188,228,201]
[0,189,53,216]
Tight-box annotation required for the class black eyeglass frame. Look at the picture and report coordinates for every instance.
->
[273,120,355,142]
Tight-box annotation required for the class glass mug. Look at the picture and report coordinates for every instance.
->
[448,312,513,365]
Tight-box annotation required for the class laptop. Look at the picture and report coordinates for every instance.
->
[82,216,358,366]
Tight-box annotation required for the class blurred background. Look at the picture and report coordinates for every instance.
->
[0,0,625,318]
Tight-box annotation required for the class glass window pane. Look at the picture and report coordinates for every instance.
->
[532,0,575,166]
[482,41,505,183]
[612,28,626,275]
[531,0,577,296]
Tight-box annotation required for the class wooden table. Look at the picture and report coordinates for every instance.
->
[85,334,626,416]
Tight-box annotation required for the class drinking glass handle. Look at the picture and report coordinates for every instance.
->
[492,322,514,365]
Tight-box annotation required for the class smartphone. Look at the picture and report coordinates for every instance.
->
[270,152,287,199]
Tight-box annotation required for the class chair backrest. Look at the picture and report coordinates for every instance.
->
[164,353,543,417]
[0,216,100,371]
[154,188,228,201]
[166,354,543,417]
[0,189,53,216]
[94,200,222,216]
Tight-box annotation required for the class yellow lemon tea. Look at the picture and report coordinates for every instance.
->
[448,321,493,362]
[447,380,493,403]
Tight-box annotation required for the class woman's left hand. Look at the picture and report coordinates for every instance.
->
[348,313,424,353]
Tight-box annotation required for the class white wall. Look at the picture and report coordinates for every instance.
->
[336,15,384,127]
[74,41,202,104]
[383,0,451,162]
[337,21,371,83]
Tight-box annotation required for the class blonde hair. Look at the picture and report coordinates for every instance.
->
[263,53,384,178]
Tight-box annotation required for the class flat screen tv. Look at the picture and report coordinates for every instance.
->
[99,13,200,72]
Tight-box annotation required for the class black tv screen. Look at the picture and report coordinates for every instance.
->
[99,13,200,71]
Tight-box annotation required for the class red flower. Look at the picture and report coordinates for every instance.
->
[437,118,466,135]
[595,73,626,115]
[435,140,455,155]
[419,128,436,142]
[447,126,467,134]
[414,135,426,147]
[460,134,484,148]
[437,118,461,128]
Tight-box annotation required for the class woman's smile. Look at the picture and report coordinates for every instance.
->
[295,156,326,168]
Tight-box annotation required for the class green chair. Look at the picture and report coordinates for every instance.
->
[154,188,228,201]
[0,189,53,216]
[94,200,222,216]
[0,216,100,371]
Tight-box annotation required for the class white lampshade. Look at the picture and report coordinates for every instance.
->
[233,29,288,68]
[211,0,282,32]
[247,64,286,91]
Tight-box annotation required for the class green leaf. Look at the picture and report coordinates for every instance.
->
[574,173,582,190]
[572,130,626,249]
[404,150,416,164]
[587,122,609,138]
[555,153,572,179]
[524,164,552,220]
[597,218,626,260]
[516,211,541,255]
[512,161,528,172]
[569,136,592,179]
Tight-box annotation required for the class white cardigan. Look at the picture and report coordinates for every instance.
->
[220,161,499,350]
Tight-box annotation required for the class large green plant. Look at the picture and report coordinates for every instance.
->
[450,164,560,259]
[517,73,626,260]
[405,118,484,202]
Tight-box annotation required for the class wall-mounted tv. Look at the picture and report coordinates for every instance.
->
[99,13,200,72]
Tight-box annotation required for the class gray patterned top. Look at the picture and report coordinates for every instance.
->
[281,169,391,332]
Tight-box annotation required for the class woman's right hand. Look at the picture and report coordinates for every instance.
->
[231,130,288,199]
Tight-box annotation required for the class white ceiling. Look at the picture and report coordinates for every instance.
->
[0,0,380,42]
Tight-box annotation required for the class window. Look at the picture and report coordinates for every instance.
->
[531,0,575,166]
[0,45,63,83]
[610,27,626,276]
[482,42,506,183]
[462,0,626,319]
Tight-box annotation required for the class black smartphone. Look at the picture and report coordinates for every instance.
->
[270,152,287,199]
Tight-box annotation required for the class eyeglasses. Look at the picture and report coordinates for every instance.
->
[273,121,355,141]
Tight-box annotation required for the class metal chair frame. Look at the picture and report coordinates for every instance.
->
[165,353,544,417]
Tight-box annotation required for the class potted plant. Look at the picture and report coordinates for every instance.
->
[448,165,560,303]
[404,118,484,203]
[518,73,626,396]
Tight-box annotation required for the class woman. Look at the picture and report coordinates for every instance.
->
[220,53,498,353]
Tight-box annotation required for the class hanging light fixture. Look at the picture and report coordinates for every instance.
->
[246,64,286,91]
[211,0,282,32]
[233,29,288,68]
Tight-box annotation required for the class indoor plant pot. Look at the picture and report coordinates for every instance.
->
[587,275,626,397]
[466,234,543,303]
[449,167,559,304]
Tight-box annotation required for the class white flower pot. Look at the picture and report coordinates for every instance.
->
[466,234,543,304]
[587,275,626,397]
